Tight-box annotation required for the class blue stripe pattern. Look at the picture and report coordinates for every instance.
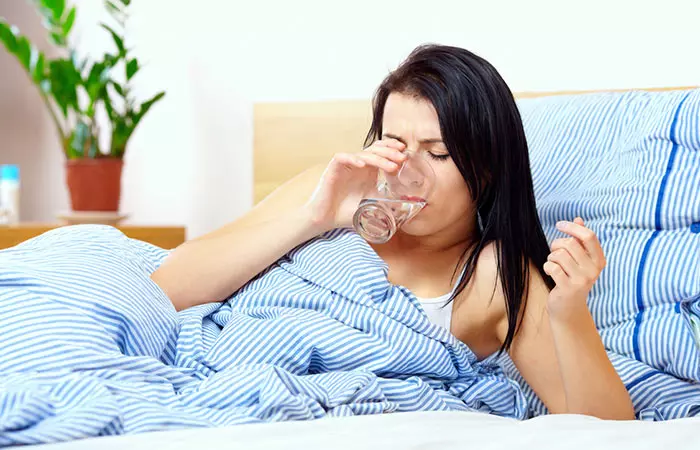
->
[634,92,692,360]
[0,225,526,445]
[499,89,700,418]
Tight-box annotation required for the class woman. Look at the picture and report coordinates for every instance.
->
[152,44,635,420]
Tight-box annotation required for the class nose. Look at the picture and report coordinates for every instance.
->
[397,158,425,188]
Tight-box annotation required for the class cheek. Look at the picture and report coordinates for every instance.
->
[432,167,472,208]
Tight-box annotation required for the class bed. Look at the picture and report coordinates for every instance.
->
[32,411,700,450]
[11,86,700,448]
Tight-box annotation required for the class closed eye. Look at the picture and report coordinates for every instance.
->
[428,152,450,161]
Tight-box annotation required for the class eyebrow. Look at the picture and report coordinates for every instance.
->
[382,133,443,145]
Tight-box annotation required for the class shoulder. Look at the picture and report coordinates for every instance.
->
[450,241,505,358]
[451,240,550,356]
[467,241,508,321]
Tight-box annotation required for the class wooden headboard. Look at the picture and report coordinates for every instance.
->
[253,86,697,204]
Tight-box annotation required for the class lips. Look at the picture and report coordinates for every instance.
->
[400,195,427,203]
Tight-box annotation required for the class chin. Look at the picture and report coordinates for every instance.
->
[399,217,438,237]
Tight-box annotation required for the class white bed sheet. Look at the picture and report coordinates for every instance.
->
[36,411,699,450]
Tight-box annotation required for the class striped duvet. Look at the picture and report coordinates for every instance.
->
[0,225,526,445]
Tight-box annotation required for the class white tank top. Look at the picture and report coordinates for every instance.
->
[413,266,466,331]
[416,292,454,330]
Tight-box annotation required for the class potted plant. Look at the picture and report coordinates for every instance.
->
[0,0,165,213]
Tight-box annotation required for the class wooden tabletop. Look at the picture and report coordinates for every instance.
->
[0,224,187,250]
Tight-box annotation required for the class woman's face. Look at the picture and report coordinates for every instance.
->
[381,92,475,239]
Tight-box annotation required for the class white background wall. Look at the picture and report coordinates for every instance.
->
[2,0,699,238]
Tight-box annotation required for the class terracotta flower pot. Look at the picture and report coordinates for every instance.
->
[65,158,123,212]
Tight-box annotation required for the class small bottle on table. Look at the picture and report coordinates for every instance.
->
[0,164,21,226]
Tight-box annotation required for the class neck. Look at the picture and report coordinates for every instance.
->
[378,216,478,258]
[369,217,479,297]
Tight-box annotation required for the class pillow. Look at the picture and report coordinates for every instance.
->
[506,89,700,417]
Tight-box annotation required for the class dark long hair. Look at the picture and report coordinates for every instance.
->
[364,44,555,353]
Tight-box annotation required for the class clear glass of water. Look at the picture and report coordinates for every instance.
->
[353,151,435,244]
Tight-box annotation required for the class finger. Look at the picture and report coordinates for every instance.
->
[374,138,406,151]
[551,238,599,281]
[574,217,585,226]
[333,153,366,169]
[550,237,589,269]
[357,152,399,172]
[547,249,577,277]
[364,145,407,165]
[543,261,567,286]
[555,220,605,267]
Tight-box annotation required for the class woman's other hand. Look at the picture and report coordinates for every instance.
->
[543,217,607,321]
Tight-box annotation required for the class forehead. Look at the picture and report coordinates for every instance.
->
[382,92,442,137]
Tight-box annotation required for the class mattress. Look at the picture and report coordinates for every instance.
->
[34,410,700,450]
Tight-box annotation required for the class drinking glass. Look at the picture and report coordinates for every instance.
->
[352,150,435,244]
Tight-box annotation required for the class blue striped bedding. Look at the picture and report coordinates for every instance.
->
[1,88,699,444]
[498,88,700,418]
[0,225,526,445]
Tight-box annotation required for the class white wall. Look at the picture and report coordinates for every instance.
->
[0,3,69,223]
[3,0,700,238]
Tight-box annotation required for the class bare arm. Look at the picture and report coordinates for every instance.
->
[505,218,634,419]
[152,165,326,311]
[152,139,408,311]
[548,300,633,419]
[506,272,634,419]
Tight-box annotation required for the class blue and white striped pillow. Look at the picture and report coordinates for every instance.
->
[519,89,700,381]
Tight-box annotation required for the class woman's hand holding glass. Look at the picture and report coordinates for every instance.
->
[304,139,408,234]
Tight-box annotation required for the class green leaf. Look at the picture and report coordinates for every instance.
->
[119,0,131,5]
[100,53,120,70]
[33,2,60,33]
[48,59,81,117]
[103,90,115,118]
[68,120,90,158]
[105,1,127,28]
[111,82,124,96]
[49,32,66,46]
[0,21,19,53]
[0,21,46,82]
[105,1,122,15]
[54,0,65,20]
[65,120,100,159]
[126,58,139,80]
[133,91,165,125]
[38,0,57,15]
[62,7,76,35]
[15,36,32,70]
[31,52,45,83]
[141,91,166,111]
[36,0,64,21]
[109,116,130,157]
[108,91,165,158]
[100,23,125,55]
[84,61,111,101]
[87,133,99,157]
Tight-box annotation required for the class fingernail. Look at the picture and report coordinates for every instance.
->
[556,221,567,230]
